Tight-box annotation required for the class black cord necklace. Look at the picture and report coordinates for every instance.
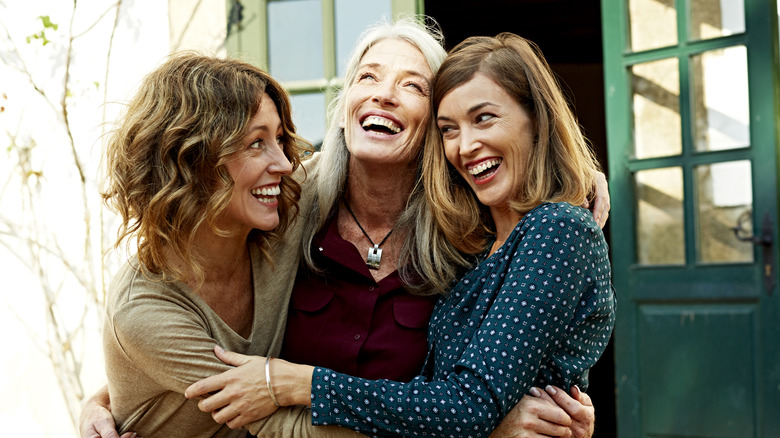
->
[344,201,395,270]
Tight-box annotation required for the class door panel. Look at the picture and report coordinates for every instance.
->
[639,304,756,437]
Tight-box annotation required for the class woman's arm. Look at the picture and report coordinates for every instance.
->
[186,350,590,438]
[185,347,364,436]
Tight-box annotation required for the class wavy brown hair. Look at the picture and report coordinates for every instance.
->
[426,33,600,255]
[102,53,310,285]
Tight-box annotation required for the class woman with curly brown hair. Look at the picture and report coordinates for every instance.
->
[99,53,309,437]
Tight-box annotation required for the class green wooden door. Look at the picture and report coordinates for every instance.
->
[601,0,780,436]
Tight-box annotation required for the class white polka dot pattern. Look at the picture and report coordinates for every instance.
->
[310,203,616,437]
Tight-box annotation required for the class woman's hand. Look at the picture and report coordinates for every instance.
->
[545,385,595,438]
[79,386,138,438]
[584,170,610,228]
[184,346,279,428]
[489,386,595,438]
[489,388,572,438]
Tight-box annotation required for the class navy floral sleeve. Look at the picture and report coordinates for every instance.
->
[310,203,616,437]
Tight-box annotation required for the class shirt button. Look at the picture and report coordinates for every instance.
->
[354,334,361,340]
[368,286,375,292]
[318,247,324,252]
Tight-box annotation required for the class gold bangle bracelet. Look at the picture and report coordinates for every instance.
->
[265,356,281,407]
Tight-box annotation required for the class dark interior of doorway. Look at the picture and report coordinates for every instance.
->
[426,1,616,436]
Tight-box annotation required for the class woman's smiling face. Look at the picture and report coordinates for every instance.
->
[436,73,535,214]
[221,93,293,235]
[342,38,433,168]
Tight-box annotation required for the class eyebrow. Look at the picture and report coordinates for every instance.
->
[437,101,497,122]
[359,62,432,86]
[245,124,269,135]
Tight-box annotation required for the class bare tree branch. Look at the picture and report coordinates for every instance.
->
[0,0,128,432]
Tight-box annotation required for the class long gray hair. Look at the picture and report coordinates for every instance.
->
[299,16,470,294]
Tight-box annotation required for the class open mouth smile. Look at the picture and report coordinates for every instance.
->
[361,115,403,135]
[251,185,281,203]
[467,158,502,181]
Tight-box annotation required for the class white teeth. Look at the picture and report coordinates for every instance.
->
[361,115,401,134]
[251,186,281,197]
[468,159,502,176]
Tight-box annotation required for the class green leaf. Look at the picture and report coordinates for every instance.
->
[38,15,58,31]
[26,31,51,46]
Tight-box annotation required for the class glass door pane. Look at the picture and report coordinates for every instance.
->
[628,0,678,52]
[691,46,750,151]
[632,57,682,158]
[695,160,753,263]
[635,167,685,265]
[689,0,745,41]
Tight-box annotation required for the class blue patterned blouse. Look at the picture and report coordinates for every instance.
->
[310,203,616,437]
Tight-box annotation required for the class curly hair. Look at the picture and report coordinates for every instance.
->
[102,53,311,286]
[426,33,600,254]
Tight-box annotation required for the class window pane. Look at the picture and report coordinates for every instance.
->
[290,93,327,149]
[632,58,681,159]
[628,0,678,52]
[335,0,392,76]
[689,0,745,41]
[635,167,685,265]
[696,161,753,263]
[268,0,323,81]
[691,46,750,152]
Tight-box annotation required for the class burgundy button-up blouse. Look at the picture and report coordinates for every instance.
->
[280,215,436,382]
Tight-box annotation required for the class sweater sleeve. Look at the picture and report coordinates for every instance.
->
[110,295,241,394]
[246,406,366,437]
[309,205,614,438]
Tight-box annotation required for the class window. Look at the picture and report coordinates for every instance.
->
[226,0,421,148]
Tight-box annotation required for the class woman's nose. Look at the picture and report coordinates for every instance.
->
[372,81,399,106]
[270,141,293,175]
[459,129,482,157]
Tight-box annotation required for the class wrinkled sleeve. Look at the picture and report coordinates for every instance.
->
[111,297,239,393]
[247,406,366,437]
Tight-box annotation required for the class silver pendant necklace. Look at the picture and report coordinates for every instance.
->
[344,201,395,270]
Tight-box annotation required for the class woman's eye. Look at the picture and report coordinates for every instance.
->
[249,139,265,149]
[358,72,376,82]
[438,125,455,135]
[406,82,424,93]
[476,113,495,123]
